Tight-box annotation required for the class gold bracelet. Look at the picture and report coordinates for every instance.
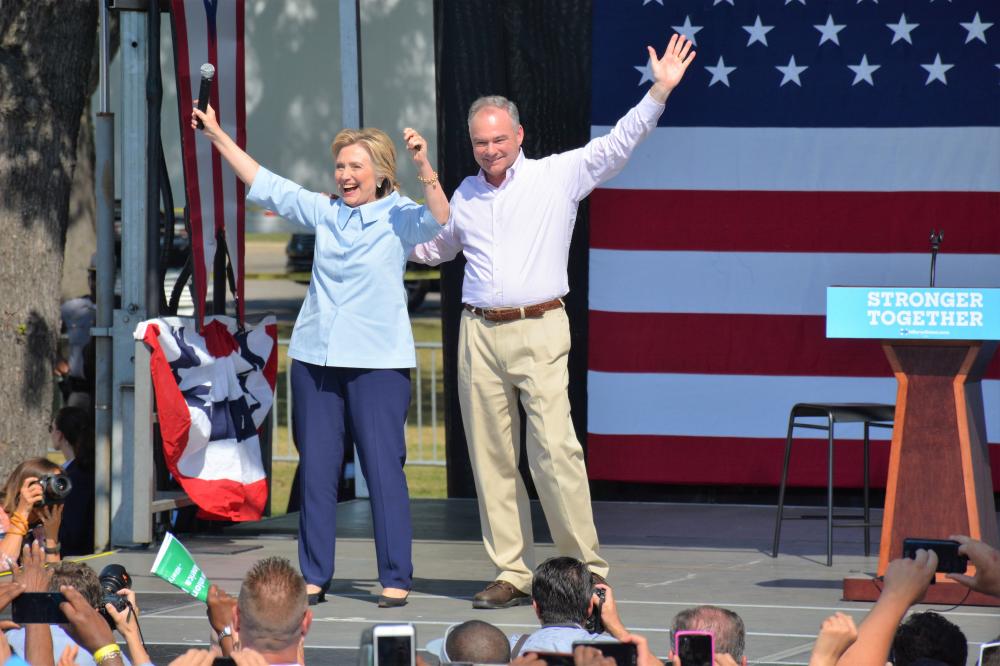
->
[416,171,438,186]
[93,644,122,664]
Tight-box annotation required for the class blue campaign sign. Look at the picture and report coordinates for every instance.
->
[827,287,1000,340]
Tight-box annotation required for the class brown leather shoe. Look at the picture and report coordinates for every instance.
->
[472,580,530,609]
[591,572,608,586]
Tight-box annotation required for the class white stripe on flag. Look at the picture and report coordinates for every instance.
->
[587,371,1000,442]
[589,250,1000,315]
[589,126,1000,192]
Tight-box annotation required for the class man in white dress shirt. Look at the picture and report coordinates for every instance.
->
[413,34,695,608]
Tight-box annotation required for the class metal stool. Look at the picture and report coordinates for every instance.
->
[771,403,895,566]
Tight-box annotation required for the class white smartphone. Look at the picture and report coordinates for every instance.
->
[980,641,1000,666]
[372,623,415,666]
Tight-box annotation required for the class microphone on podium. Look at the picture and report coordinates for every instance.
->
[195,63,216,130]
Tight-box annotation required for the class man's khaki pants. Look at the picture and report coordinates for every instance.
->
[458,306,608,593]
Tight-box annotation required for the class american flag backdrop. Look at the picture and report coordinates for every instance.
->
[586,0,1000,487]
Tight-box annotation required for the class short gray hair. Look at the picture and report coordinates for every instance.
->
[467,95,520,129]
[671,605,746,659]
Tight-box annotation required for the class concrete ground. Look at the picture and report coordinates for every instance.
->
[35,499,1000,665]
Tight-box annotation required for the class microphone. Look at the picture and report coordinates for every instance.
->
[195,63,215,129]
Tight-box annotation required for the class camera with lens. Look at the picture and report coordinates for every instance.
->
[98,564,133,629]
[34,474,72,507]
[584,586,605,634]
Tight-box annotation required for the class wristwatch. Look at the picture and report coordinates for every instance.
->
[217,625,233,641]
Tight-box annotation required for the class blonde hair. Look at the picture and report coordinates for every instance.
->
[1,458,62,515]
[238,557,308,652]
[330,128,399,200]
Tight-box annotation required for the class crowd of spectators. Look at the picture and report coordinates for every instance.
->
[1,449,997,666]
[0,533,997,666]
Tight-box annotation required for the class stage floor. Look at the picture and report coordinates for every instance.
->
[92,499,998,665]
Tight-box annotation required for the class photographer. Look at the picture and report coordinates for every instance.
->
[509,557,629,658]
[0,459,68,570]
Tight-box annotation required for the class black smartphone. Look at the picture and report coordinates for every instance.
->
[676,631,714,666]
[212,659,236,666]
[902,538,968,573]
[530,653,576,666]
[11,592,68,624]
[573,640,638,666]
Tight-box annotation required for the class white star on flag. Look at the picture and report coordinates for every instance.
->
[776,55,808,87]
[886,14,918,45]
[785,0,806,4]
[713,0,735,5]
[634,58,655,85]
[705,55,736,87]
[921,53,954,85]
[642,0,664,5]
[960,12,992,44]
[671,15,704,46]
[848,54,880,86]
[815,15,846,46]
[743,15,774,47]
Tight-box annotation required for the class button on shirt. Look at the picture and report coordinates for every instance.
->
[248,168,443,368]
[412,92,665,308]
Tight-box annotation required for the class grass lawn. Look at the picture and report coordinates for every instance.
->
[266,309,447,516]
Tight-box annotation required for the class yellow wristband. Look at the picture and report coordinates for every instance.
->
[92,644,122,663]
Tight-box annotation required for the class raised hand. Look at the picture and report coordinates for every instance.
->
[882,549,938,606]
[191,102,223,141]
[58,585,116,655]
[206,584,237,634]
[14,543,51,593]
[16,477,43,515]
[649,33,696,100]
[947,534,1000,598]
[809,612,858,666]
[40,504,64,546]
[403,127,429,167]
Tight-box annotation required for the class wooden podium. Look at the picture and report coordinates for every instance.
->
[827,288,1000,605]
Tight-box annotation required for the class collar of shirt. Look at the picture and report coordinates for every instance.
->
[476,150,525,189]
[336,191,400,229]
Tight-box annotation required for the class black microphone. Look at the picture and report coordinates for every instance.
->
[195,63,215,129]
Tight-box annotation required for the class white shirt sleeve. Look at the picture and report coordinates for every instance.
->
[562,91,665,202]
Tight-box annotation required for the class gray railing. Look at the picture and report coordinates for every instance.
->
[270,339,445,467]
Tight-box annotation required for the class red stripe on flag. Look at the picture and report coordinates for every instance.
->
[184,477,267,521]
[235,0,247,324]
[590,190,1000,253]
[588,311,1000,378]
[170,0,208,324]
[206,8,226,241]
[586,434,1000,487]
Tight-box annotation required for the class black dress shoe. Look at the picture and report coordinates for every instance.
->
[307,589,326,606]
[377,592,409,608]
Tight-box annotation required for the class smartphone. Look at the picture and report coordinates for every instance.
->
[902,538,969,573]
[211,659,236,666]
[675,631,714,666]
[980,641,1000,666]
[373,623,415,666]
[11,592,68,624]
[573,640,638,666]
[529,653,575,666]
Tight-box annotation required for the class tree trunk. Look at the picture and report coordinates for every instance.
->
[0,1,98,480]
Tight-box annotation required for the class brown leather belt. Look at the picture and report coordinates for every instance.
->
[463,298,564,322]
